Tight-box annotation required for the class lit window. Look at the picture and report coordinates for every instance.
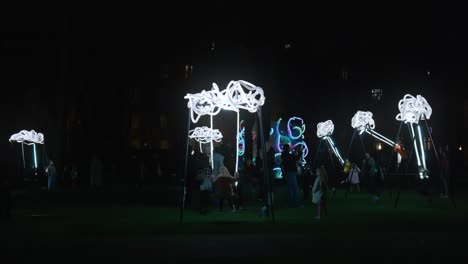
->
[371,89,383,101]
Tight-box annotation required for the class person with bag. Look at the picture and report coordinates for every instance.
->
[312,165,328,220]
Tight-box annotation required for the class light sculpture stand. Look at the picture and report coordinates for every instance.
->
[182,80,274,223]
[317,120,344,166]
[390,94,454,208]
[9,130,45,170]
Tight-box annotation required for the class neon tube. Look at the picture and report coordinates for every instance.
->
[236,112,239,172]
[417,125,427,170]
[365,130,395,147]
[410,124,421,167]
[33,143,37,168]
[369,130,395,146]
[210,115,214,169]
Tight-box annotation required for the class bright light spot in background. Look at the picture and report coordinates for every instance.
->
[371,89,383,101]
[376,143,382,151]
[459,145,463,151]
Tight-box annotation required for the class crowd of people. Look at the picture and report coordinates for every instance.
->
[184,139,455,220]
[0,137,455,221]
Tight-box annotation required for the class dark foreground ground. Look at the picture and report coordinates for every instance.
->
[1,184,467,262]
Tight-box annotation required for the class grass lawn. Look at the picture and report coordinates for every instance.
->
[1,186,467,260]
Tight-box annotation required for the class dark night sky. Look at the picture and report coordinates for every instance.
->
[1,3,465,170]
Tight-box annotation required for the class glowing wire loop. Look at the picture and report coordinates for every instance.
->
[317,120,334,138]
[396,94,432,124]
[188,126,223,144]
[351,111,375,132]
[9,130,44,145]
[184,80,265,123]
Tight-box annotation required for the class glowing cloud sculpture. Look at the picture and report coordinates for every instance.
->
[9,130,44,145]
[270,117,309,179]
[395,94,432,179]
[184,80,265,172]
[396,94,432,124]
[184,80,265,123]
[9,130,44,169]
[317,120,334,138]
[351,111,375,133]
[317,120,344,166]
[351,111,395,147]
[189,126,223,153]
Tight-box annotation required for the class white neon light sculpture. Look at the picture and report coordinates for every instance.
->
[184,80,265,123]
[351,111,395,147]
[9,130,44,145]
[396,94,432,124]
[9,130,44,169]
[317,120,334,139]
[317,120,344,165]
[189,126,223,153]
[185,80,265,172]
[395,94,431,179]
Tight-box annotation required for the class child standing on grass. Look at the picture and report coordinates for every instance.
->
[312,165,328,219]
[347,162,361,192]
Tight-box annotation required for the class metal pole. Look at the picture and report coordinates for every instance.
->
[180,108,191,223]
[258,108,274,223]
[424,119,439,163]
[359,133,367,154]
[346,129,357,159]
[236,111,240,173]
[394,123,418,208]
[21,143,25,169]
[424,119,455,208]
